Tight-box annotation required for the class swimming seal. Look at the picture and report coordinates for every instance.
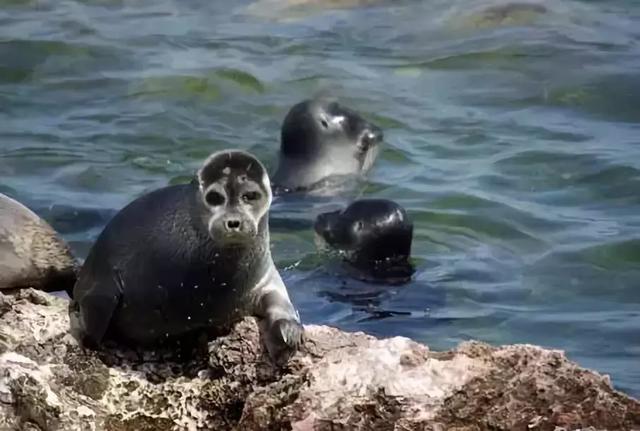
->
[314,199,415,284]
[271,98,383,194]
[69,149,303,366]
[0,193,77,293]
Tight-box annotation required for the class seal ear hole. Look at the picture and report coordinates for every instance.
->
[242,191,261,203]
[320,118,329,129]
[205,191,225,207]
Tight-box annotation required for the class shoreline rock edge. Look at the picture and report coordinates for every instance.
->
[0,289,638,431]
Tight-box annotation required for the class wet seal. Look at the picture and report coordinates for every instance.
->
[314,199,415,284]
[69,150,303,366]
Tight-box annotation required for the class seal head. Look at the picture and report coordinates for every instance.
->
[197,150,272,245]
[272,98,383,193]
[314,199,415,284]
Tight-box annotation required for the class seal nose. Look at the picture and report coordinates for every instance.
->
[366,126,383,143]
[359,125,383,150]
[225,218,242,232]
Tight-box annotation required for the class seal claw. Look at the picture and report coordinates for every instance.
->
[266,318,304,366]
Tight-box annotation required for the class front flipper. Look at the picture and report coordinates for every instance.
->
[257,312,303,366]
[69,268,122,349]
[252,270,304,367]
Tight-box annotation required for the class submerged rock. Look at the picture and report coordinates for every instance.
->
[0,289,638,430]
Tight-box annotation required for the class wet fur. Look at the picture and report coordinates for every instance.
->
[0,193,78,293]
[314,199,415,284]
[272,98,383,194]
[70,150,302,365]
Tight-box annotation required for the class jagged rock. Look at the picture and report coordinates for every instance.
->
[0,289,638,431]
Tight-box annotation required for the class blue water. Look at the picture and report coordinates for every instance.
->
[1,0,639,397]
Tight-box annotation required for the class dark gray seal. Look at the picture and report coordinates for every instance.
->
[271,98,383,194]
[314,199,415,284]
[69,149,303,366]
[0,193,77,293]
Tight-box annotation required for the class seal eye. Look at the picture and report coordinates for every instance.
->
[205,191,225,207]
[242,191,261,202]
[320,119,329,129]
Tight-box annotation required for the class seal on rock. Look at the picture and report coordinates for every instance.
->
[271,98,383,194]
[0,193,77,293]
[69,150,303,366]
[314,199,415,284]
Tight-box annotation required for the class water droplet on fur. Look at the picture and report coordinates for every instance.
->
[187,316,191,320]
[180,282,183,287]
[165,333,169,338]
[194,285,199,289]
[157,285,163,289]
[214,253,219,257]
[221,282,227,287]
[200,303,204,307]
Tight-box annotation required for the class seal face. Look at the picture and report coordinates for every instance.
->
[314,199,415,284]
[70,150,303,366]
[271,98,383,194]
[0,193,77,293]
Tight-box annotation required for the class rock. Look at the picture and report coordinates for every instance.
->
[0,289,638,431]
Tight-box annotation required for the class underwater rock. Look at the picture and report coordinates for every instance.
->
[0,289,638,430]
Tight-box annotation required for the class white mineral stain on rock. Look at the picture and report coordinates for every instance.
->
[0,352,61,408]
[302,334,489,419]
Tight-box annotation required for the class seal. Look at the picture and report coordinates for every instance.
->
[69,149,303,366]
[0,193,78,293]
[271,98,383,194]
[314,199,415,284]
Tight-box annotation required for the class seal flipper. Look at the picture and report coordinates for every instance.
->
[69,268,122,349]
[251,268,304,366]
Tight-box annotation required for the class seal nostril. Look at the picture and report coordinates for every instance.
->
[359,127,383,150]
[368,128,383,143]
[226,219,241,230]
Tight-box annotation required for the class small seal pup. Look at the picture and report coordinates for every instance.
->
[271,98,383,195]
[69,149,303,366]
[314,199,415,284]
[0,193,77,293]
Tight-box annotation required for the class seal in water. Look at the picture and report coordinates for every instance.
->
[0,193,77,293]
[314,199,415,284]
[69,150,303,366]
[271,98,383,194]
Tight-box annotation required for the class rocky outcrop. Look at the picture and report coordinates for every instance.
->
[0,289,638,431]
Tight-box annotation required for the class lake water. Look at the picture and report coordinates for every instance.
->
[1,0,639,397]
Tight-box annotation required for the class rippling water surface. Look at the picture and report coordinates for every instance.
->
[1,0,639,396]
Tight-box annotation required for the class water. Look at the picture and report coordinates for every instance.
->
[1,0,639,396]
